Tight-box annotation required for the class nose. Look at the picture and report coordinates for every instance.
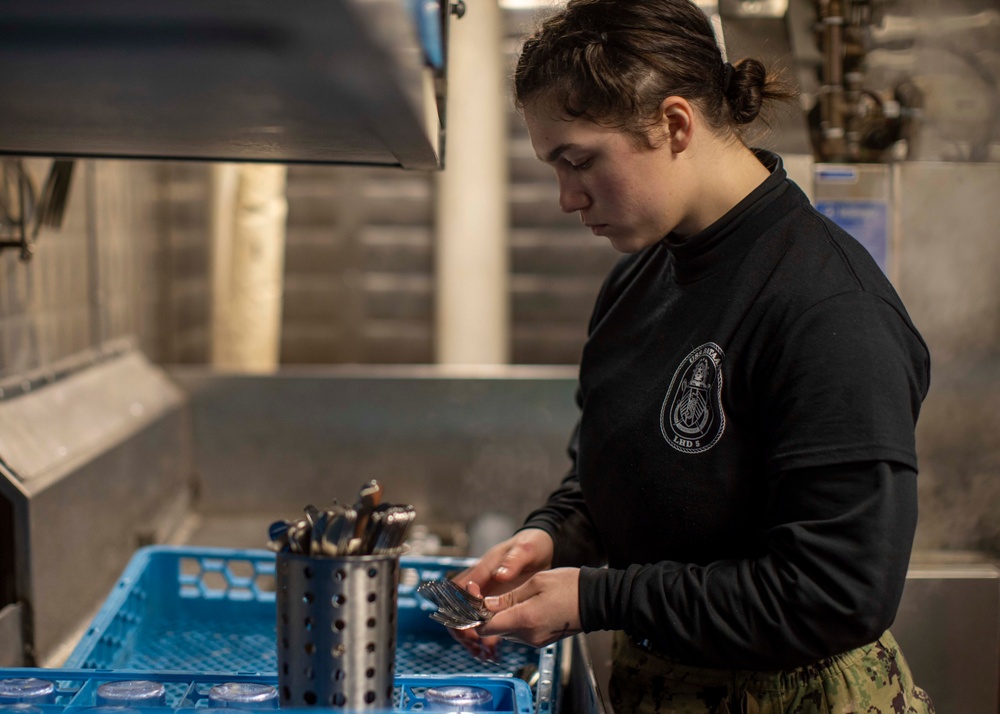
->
[558,178,591,214]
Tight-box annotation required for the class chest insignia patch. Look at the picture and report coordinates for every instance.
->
[660,342,726,453]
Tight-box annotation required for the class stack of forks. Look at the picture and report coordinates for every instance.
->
[416,579,493,629]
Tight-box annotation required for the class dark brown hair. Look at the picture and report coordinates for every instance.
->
[513,0,796,143]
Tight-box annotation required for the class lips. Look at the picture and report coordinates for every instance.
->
[586,224,608,236]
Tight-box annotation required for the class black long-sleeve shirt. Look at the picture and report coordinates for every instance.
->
[522,151,930,670]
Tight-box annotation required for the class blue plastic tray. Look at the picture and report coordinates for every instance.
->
[0,668,532,713]
[64,547,559,712]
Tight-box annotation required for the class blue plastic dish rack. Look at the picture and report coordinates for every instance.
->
[64,547,559,712]
[0,668,533,713]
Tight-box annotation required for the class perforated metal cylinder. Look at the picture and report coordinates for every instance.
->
[276,552,399,710]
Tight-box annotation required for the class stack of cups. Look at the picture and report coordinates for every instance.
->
[208,682,279,709]
[425,685,494,711]
[276,551,400,710]
[0,679,56,706]
[95,681,167,707]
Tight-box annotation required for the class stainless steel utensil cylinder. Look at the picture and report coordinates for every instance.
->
[276,552,399,710]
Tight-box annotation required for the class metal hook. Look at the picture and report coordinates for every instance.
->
[450,0,466,19]
[0,159,35,261]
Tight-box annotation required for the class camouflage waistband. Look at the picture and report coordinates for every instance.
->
[609,630,935,713]
[622,630,879,689]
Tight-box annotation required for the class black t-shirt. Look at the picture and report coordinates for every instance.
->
[522,151,931,669]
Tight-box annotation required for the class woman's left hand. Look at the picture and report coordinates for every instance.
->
[476,567,582,648]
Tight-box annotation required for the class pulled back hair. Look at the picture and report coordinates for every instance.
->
[513,0,796,144]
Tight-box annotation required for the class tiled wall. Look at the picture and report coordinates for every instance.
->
[157,154,615,366]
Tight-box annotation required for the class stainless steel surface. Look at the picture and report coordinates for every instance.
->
[719,0,789,18]
[0,350,192,663]
[891,162,1000,555]
[893,557,1000,713]
[566,633,609,714]
[167,365,580,528]
[0,0,443,168]
[715,9,813,156]
[0,351,182,486]
[0,603,24,667]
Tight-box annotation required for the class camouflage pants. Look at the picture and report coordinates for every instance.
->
[608,630,934,714]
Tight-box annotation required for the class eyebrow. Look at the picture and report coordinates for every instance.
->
[539,143,579,163]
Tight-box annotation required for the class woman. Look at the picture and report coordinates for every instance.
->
[453,0,934,711]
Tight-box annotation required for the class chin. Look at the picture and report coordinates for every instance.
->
[607,233,660,255]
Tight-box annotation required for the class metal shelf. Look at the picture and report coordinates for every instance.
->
[0,0,445,169]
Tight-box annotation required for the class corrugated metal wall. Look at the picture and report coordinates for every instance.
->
[0,159,166,384]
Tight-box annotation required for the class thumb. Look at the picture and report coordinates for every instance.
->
[484,587,521,613]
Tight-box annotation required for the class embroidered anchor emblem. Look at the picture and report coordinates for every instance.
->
[660,343,726,454]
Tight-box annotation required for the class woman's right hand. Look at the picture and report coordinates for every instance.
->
[447,528,554,662]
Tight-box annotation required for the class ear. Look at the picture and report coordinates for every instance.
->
[654,96,694,153]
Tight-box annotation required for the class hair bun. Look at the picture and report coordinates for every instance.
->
[725,59,767,125]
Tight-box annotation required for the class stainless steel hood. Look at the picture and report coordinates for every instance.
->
[0,0,446,169]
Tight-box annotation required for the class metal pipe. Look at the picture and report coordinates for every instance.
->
[210,165,288,373]
[819,0,846,160]
[434,0,509,365]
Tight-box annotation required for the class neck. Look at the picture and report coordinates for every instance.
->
[674,138,771,237]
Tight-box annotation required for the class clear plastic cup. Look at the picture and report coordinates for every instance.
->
[424,685,494,712]
[0,679,56,705]
[95,681,166,707]
[208,683,279,709]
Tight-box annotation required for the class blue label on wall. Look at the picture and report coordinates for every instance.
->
[816,167,860,183]
[815,200,890,275]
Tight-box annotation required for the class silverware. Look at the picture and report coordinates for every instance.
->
[266,481,414,557]
[365,503,416,555]
[417,579,492,630]
[287,518,311,554]
[267,520,290,552]
[310,509,329,555]
[353,480,383,541]
[325,505,358,556]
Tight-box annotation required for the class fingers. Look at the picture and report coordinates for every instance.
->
[472,633,502,664]
[475,568,582,649]
[493,529,555,584]
[447,623,501,664]
[453,530,553,596]
[493,544,530,582]
[454,559,496,592]
[436,531,558,658]
[477,580,539,639]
